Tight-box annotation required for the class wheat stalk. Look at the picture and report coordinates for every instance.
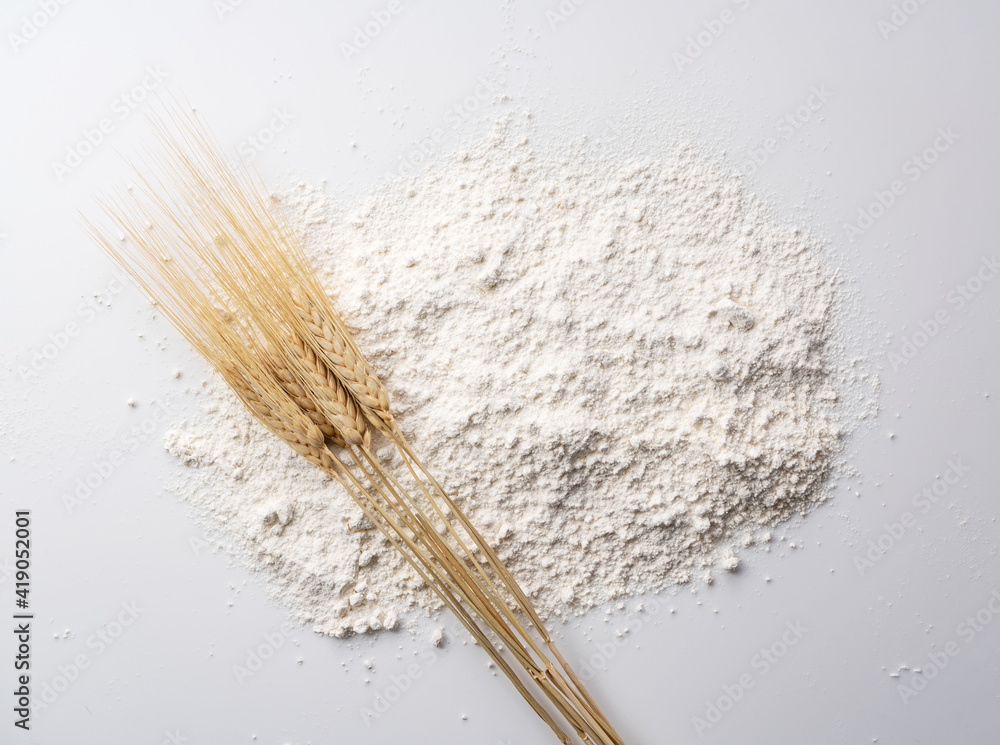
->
[83,99,625,745]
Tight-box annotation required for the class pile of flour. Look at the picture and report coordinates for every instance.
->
[164,120,851,637]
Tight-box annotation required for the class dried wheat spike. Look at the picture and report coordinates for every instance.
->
[279,332,371,449]
[290,288,395,433]
[270,351,346,448]
[83,98,626,745]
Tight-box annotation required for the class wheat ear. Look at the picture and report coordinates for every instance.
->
[274,332,371,449]
[83,98,626,745]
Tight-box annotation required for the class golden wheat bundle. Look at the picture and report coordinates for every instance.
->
[84,101,625,745]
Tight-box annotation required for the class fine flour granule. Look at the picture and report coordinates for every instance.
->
[164,123,845,637]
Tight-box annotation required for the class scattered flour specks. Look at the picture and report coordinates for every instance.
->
[164,122,857,637]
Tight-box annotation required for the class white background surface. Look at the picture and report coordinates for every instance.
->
[1,1,999,743]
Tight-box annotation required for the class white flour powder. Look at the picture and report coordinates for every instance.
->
[164,120,850,637]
